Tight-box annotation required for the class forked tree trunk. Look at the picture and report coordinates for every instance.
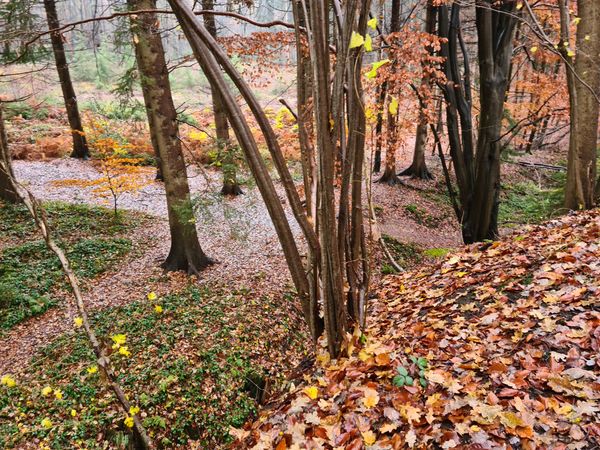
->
[202,0,242,196]
[128,0,212,273]
[0,106,20,203]
[561,0,600,210]
[43,0,89,159]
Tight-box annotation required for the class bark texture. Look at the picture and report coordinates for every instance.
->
[0,106,20,203]
[128,0,212,273]
[43,0,89,159]
[562,0,600,210]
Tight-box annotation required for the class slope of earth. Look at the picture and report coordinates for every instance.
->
[235,210,600,449]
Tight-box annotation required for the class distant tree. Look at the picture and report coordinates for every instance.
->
[0,105,20,203]
[377,0,403,185]
[399,1,435,180]
[559,0,600,210]
[202,0,242,196]
[128,0,212,273]
[43,0,89,159]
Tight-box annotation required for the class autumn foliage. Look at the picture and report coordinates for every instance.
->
[236,210,600,448]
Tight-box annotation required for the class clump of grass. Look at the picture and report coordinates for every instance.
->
[423,247,452,259]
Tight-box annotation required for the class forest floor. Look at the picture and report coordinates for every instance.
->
[237,209,600,449]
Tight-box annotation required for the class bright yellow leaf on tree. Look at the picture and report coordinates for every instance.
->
[365,34,373,52]
[367,17,377,30]
[349,32,365,49]
[389,97,399,116]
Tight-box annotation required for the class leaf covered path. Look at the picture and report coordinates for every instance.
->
[237,210,600,449]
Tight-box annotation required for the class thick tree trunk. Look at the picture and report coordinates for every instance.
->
[43,0,89,159]
[128,0,212,273]
[563,0,600,210]
[0,106,20,203]
[202,0,242,196]
[399,122,433,179]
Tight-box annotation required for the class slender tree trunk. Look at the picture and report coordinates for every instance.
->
[377,0,402,185]
[202,0,242,196]
[128,0,212,273]
[373,80,386,173]
[562,0,600,210]
[0,106,20,203]
[43,0,89,159]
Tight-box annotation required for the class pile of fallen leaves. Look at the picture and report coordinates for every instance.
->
[235,210,600,449]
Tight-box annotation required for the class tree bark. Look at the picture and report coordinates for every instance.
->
[0,106,20,203]
[43,0,89,159]
[562,0,600,210]
[202,0,242,196]
[400,1,434,180]
[128,0,212,273]
[377,0,402,185]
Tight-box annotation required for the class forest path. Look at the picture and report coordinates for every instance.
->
[1,158,296,375]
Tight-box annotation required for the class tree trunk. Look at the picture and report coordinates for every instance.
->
[43,0,89,159]
[377,0,402,185]
[202,0,242,196]
[400,1,434,180]
[0,106,20,203]
[128,0,212,273]
[562,0,600,210]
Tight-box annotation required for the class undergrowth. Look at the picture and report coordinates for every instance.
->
[0,286,308,449]
[0,201,136,331]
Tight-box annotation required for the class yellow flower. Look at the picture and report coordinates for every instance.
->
[129,406,140,416]
[54,389,63,400]
[41,418,53,429]
[124,416,134,428]
[111,334,127,349]
[1,375,16,388]
[87,366,98,375]
[74,317,83,328]
[41,386,53,397]
[70,409,77,418]
[154,305,163,314]
[147,292,157,301]
[118,346,131,357]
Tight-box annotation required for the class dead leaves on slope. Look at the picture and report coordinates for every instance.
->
[233,211,600,449]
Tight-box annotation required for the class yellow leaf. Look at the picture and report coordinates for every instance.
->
[303,386,319,400]
[389,97,399,116]
[380,422,398,433]
[41,418,53,429]
[567,49,575,57]
[516,2,523,10]
[572,17,581,25]
[41,386,52,397]
[349,31,365,49]
[147,292,157,301]
[530,46,538,53]
[367,17,377,30]
[154,305,163,314]
[362,388,380,409]
[365,34,373,52]
[362,430,377,446]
